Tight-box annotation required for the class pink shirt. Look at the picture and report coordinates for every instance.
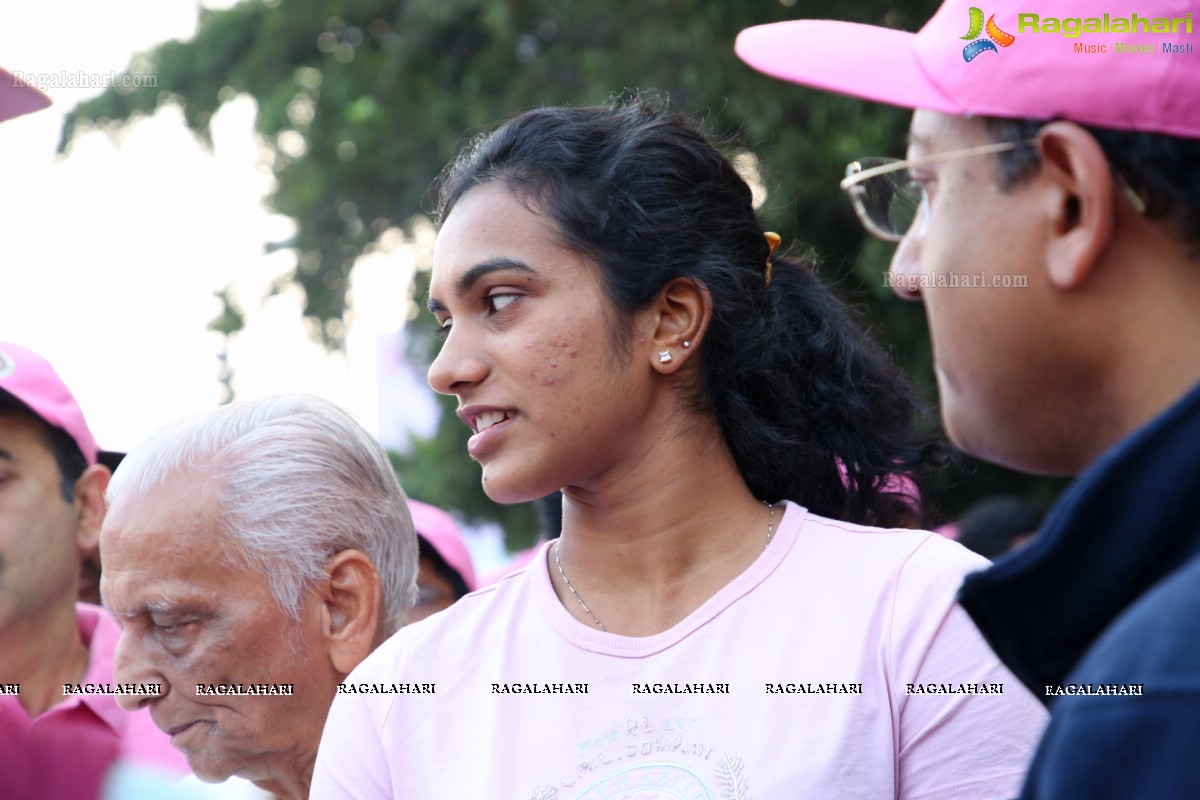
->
[0,604,188,798]
[313,502,1047,799]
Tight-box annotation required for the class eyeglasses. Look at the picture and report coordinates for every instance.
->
[840,141,1031,242]
[841,139,1147,243]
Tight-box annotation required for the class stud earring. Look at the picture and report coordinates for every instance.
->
[682,341,691,348]
[658,350,673,364]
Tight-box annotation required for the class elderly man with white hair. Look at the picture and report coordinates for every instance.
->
[99,394,418,800]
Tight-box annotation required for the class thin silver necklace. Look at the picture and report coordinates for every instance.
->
[553,502,778,633]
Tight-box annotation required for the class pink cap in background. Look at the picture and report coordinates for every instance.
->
[837,458,922,516]
[0,343,99,465]
[736,0,1200,139]
[408,499,477,592]
[0,67,51,123]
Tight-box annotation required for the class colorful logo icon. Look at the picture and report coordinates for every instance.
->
[961,7,1016,61]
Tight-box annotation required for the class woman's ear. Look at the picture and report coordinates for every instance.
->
[647,277,711,372]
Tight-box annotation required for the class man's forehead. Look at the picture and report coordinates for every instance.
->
[0,408,51,446]
[103,469,216,534]
[907,110,988,153]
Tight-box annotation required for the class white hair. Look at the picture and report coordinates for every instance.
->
[107,394,417,634]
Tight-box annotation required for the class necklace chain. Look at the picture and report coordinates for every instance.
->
[553,502,777,633]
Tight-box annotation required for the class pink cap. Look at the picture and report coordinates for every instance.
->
[408,499,477,592]
[736,0,1200,138]
[0,67,51,123]
[0,343,99,465]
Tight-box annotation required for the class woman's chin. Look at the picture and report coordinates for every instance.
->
[480,467,556,506]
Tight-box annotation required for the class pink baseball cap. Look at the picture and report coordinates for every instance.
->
[736,0,1200,138]
[0,67,51,123]
[0,343,99,465]
[408,499,477,592]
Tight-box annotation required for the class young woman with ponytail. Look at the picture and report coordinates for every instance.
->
[312,97,1046,799]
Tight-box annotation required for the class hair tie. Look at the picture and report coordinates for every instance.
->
[763,232,782,287]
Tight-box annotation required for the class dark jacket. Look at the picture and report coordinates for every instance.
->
[959,379,1200,799]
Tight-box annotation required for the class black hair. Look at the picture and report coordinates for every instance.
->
[0,393,88,502]
[955,495,1046,560]
[436,96,942,528]
[985,117,1200,254]
[417,537,470,601]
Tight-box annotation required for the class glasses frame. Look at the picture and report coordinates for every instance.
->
[840,141,1032,243]
[841,138,1147,243]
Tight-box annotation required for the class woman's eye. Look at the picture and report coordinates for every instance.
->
[433,318,452,338]
[489,294,518,313]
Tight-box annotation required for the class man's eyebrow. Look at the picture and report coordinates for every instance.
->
[426,258,536,314]
[121,597,180,618]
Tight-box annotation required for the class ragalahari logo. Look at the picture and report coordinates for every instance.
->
[961,7,1016,61]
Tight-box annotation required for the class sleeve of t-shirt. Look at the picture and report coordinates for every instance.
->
[310,643,401,800]
[890,535,1048,800]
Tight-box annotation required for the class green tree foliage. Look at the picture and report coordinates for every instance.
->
[61,0,1064,547]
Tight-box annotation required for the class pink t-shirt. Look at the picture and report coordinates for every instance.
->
[313,503,1046,799]
[0,603,189,798]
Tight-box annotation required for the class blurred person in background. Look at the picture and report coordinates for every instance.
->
[0,342,187,799]
[954,496,1046,561]
[407,498,477,622]
[100,394,418,800]
[2,68,173,800]
[312,97,1045,798]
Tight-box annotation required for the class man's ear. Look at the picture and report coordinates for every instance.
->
[74,464,110,555]
[647,277,711,373]
[320,549,384,675]
[1035,121,1117,290]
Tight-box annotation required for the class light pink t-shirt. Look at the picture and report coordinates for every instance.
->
[313,503,1046,799]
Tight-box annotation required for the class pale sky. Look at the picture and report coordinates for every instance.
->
[0,0,440,455]
[0,0,511,571]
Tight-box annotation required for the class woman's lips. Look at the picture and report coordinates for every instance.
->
[467,414,515,459]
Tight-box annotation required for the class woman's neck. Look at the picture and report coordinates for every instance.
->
[550,432,777,636]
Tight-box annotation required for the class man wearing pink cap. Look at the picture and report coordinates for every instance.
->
[407,499,477,623]
[737,1,1200,796]
[0,343,187,797]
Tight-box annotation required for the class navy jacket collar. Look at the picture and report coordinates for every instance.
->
[959,378,1200,700]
